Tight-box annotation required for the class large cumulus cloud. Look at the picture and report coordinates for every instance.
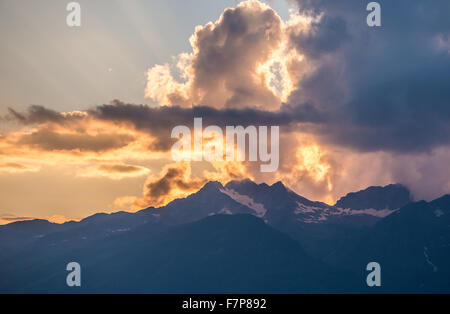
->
[145,0,289,110]
[144,0,450,154]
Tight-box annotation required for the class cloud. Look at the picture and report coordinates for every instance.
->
[5,105,86,125]
[4,92,450,204]
[77,163,150,180]
[142,0,450,154]
[0,162,39,173]
[87,99,326,156]
[0,162,27,170]
[98,164,147,174]
[286,0,450,153]
[17,127,134,153]
[4,99,325,159]
[91,100,321,131]
[114,158,253,210]
[132,163,207,208]
[288,14,350,58]
[145,0,290,110]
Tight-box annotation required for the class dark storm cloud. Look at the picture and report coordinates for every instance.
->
[99,100,332,154]
[18,128,134,153]
[89,99,326,146]
[5,105,84,125]
[145,166,190,199]
[136,164,206,207]
[89,100,309,152]
[289,15,350,58]
[5,100,325,153]
[289,0,450,152]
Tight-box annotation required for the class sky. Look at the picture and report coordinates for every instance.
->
[1,0,450,224]
[0,0,292,111]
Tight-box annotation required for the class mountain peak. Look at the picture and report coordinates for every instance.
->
[227,178,255,185]
[271,181,287,191]
[430,194,450,208]
[225,178,258,190]
[5,219,54,228]
[199,181,224,192]
[335,183,412,210]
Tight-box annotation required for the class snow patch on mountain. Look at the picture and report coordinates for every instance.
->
[294,203,328,223]
[294,203,323,214]
[220,188,267,217]
[218,207,233,215]
[344,208,396,218]
[294,202,395,223]
[424,246,438,272]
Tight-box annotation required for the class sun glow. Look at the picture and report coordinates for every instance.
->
[296,144,331,183]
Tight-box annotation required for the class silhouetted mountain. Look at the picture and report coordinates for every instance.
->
[0,219,61,260]
[154,181,254,225]
[221,179,392,259]
[223,179,328,222]
[1,179,449,293]
[331,195,450,292]
[335,184,412,211]
[0,214,358,293]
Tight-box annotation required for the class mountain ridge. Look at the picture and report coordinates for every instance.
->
[1,179,450,293]
[334,183,413,211]
[0,179,418,228]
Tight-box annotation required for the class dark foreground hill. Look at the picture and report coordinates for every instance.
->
[0,214,358,293]
[330,195,450,293]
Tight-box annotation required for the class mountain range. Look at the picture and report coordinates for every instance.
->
[0,179,449,293]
